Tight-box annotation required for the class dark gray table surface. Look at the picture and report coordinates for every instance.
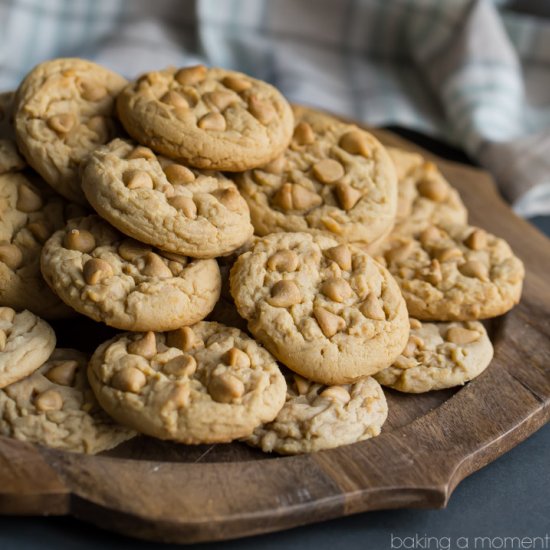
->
[1,134,549,550]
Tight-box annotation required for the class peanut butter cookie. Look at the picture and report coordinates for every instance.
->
[235,106,397,246]
[40,215,221,331]
[377,224,524,320]
[0,307,56,388]
[116,65,293,171]
[87,322,286,443]
[0,172,81,318]
[374,318,493,392]
[81,139,254,258]
[14,58,127,204]
[0,348,135,453]
[244,370,387,454]
[230,232,410,385]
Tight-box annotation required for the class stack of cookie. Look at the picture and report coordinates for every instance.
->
[0,58,525,455]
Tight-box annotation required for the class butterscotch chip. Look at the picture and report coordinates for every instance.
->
[235,106,397,246]
[40,215,221,331]
[127,331,157,358]
[117,66,293,171]
[87,322,286,444]
[339,130,370,156]
[378,223,524,320]
[14,58,127,204]
[63,229,96,253]
[267,250,299,272]
[35,389,64,411]
[17,183,43,212]
[27,221,51,243]
[111,366,147,393]
[160,90,189,109]
[45,360,79,386]
[165,326,201,351]
[244,369,387,454]
[375,321,493,393]
[0,243,23,270]
[230,232,409,385]
[81,139,253,258]
[464,228,487,250]
[127,146,156,161]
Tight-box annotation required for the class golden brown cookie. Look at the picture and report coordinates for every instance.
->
[14,58,127,204]
[41,216,221,331]
[234,106,398,246]
[87,322,287,443]
[116,65,294,171]
[230,232,410,385]
[81,139,254,258]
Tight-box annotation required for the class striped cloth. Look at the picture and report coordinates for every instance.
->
[1,0,549,216]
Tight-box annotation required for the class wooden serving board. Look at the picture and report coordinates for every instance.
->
[1,126,549,544]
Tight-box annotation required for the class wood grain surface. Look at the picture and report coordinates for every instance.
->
[0,127,549,544]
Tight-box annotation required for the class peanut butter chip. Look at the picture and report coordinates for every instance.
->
[161,90,189,109]
[272,183,322,211]
[27,221,50,243]
[0,243,23,270]
[163,354,197,376]
[163,164,195,185]
[63,229,96,253]
[313,306,345,338]
[222,76,252,92]
[127,146,156,161]
[198,112,226,131]
[417,178,448,202]
[45,360,79,386]
[325,244,352,271]
[111,366,147,393]
[128,331,157,358]
[409,318,422,330]
[83,258,113,285]
[464,229,487,250]
[204,90,238,112]
[293,121,315,145]
[322,217,343,235]
[35,389,63,412]
[118,239,150,261]
[142,252,173,278]
[175,65,207,86]
[0,330,6,352]
[445,326,480,345]
[212,187,242,210]
[312,159,345,184]
[47,113,75,134]
[268,280,302,308]
[248,96,275,125]
[419,226,442,246]
[208,373,245,403]
[124,170,154,190]
[166,384,190,409]
[459,260,489,281]
[166,326,201,351]
[386,241,415,263]
[262,155,286,174]
[293,374,310,395]
[79,80,107,102]
[168,195,197,218]
[402,335,423,358]
[336,182,362,211]
[16,184,43,212]
[267,250,299,272]
[360,293,385,320]
[321,277,352,303]
[436,247,463,262]
[225,347,251,368]
[0,307,15,323]
[320,386,351,404]
[427,259,442,285]
[339,130,370,157]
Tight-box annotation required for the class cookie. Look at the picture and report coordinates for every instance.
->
[14,58,127,204]
[230,232,410,385]
[377,224,525,320]
[0,348,135,453]
[87,322,287,443]
[0,172,81,318]
[234,106,398,246]
[81,139,254,258]
[387,147,467,237]
[244,370,387,454]
[374,318,494,393]
[41,215,221,331]
[0,307,56,388]
[116,65,294,171]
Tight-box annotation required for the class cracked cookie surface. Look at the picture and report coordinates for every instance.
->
[230,232,409,385]
[235,106,397,246]
[0,171,82,318]
[0,307,56,388]
[82,139,254,258]
[377,224,524,320]
[88,322,287,443]
[117,65,294,171]
[0,348,135,453]
[374,318,493,392]
[244,369,387,454]
[40,215,221,331]
[14,58,127,204]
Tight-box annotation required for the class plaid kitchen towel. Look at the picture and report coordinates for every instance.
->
[1,0,549,217]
